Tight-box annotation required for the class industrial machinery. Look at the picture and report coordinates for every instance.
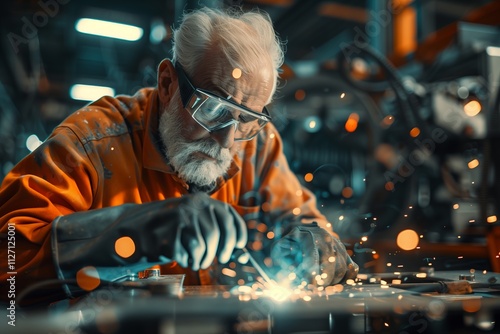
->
[273,22,500,273]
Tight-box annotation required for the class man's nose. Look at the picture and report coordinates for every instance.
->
[210,124,236,148]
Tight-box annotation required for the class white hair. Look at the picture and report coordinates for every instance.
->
[171,7,285,100]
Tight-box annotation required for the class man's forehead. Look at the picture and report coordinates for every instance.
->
[194,56,274,109]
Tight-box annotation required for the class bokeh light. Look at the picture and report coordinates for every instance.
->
[115,236,135,258]
[345,113,359,133]
[232,68,242,79]
[396,229,419,250]
[76,266,101,291]
[409,127,420,138]
[304,173,314,182]
[463,100,481,116]
[294,89,306,101]
[341,187,353,198]
[468,159,479,169]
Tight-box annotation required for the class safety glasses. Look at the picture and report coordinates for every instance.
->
[175,62,272,141]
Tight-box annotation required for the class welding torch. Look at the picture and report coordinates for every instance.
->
[241,247,277,287]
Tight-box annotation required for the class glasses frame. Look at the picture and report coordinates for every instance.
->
[174,62,272,141]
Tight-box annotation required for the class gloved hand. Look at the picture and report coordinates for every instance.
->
[271,222,358,286]
[53,193,248,275]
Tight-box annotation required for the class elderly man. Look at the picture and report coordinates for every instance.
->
[0,7,357,305]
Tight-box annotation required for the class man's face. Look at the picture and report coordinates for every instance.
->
[159,58,274,189]
[159,96,234,188]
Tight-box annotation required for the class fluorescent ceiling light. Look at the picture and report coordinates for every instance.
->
[75,18,143,41]
[70,84,115,101]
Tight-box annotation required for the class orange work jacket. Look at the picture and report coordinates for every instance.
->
[0,87,330,303]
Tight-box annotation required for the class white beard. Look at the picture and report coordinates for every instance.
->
[159,94,233,188]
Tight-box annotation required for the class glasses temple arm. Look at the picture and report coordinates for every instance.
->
[174,62,197,106]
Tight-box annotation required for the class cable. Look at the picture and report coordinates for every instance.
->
[16,279,75,304]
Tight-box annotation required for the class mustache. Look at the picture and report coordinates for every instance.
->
[188,138,227,159]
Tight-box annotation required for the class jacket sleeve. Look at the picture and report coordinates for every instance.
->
[0,127,100,304]
[51,201,177,299]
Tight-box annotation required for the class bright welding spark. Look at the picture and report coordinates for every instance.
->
[263,285,293,302]
[222,268,237,278]
[325,284,344,295]
[237,285,253,294]
[237,253,250,264]
[238,294,251,301]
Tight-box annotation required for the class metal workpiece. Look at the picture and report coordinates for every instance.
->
[119,272,186,297]
[141,268,161,278]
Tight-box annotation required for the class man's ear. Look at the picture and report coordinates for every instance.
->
[157,59,177,106]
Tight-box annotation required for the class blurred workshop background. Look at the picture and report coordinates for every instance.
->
[1,0,499,274]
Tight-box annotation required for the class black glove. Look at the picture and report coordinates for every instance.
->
[271,222,358,286]
[53,193,248,279]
